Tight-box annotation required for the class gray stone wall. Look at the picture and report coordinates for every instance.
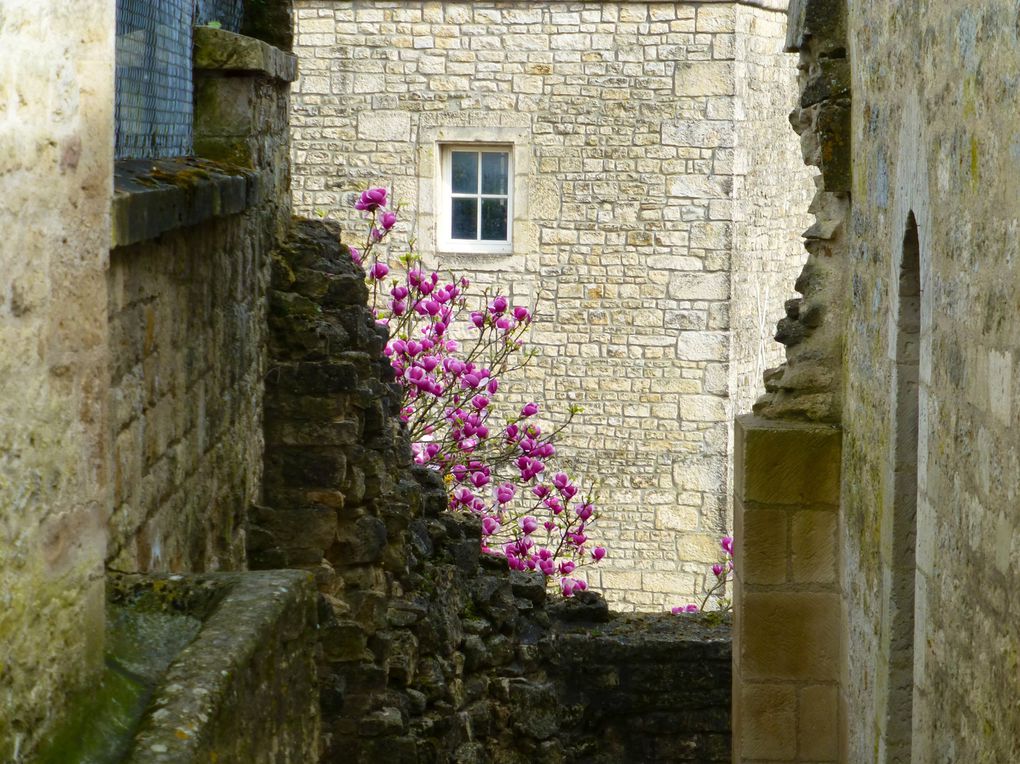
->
[290,0,810,610]
[843,1,1020,760]
[106,210,268,571]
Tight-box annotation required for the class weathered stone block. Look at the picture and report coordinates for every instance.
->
[674,61,734,96]
[357,110,411,142]
[736,683,797,760]
[677,331,729,362]
[735,416,842,506]
[740,591,839,681]
[331,515,388,565]
[791,509,837,583]
[798,683,838,761]
[740,507,788,585]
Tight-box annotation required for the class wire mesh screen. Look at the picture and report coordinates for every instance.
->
[115,0,245,159]
[196,0,245,30]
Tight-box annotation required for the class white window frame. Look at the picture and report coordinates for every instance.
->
[438,143,514,255]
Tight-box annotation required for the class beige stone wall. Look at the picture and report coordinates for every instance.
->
[842,2,1020,760]
[0,1,114,757]
[732,416,840,763]
[291,0,808,610]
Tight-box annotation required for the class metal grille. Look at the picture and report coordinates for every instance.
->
[115,0,245,159]
[195,0,245,30]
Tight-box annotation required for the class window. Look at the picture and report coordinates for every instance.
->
[439,145,513,254]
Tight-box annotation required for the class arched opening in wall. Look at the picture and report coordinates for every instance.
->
[885,211,921,760]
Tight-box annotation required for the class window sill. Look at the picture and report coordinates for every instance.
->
[437,245,514,257]
[112,158,259,248]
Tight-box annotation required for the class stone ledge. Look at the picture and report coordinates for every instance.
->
[112,158,259,248]
[115,570,319,763]
[194,26,297,82]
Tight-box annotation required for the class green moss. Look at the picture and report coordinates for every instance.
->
[34,605,200,764]
[147,166,213,189]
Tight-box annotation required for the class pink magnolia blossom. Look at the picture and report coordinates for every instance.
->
[355,187,387,211]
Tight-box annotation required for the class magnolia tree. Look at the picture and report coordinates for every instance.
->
[672,536,734,614]
[346,188,604,596]
[345,187,734,607]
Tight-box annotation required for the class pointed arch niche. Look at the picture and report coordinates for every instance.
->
[880,211,922,762]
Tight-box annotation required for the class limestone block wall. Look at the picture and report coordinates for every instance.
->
[843,1,1020,760]
[290,0,809,610]
[0,1,114,757]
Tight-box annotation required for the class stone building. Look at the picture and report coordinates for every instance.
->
[290,0,814,610]
[732,0,1020,762]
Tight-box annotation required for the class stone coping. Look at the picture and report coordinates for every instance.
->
[112,158,259,248]
[194,26,298,82]
[110,570,318,763]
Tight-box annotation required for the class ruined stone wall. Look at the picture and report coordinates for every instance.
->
[0,2,114,757]
[753,0,848,424]
[843,2,1020,761]
[290,0,809,611]
[256,218,733,762]
[730,3,813,419]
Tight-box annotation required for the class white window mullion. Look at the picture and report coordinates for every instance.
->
[476,152,482,240]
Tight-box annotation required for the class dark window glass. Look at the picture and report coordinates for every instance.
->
[452,198,478,239]
[481,152,509,195]
[481,199,508,240]
[451,151,478,194]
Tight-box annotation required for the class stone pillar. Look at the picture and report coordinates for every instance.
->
[732,415,841,763]
[0,0,114,758]
[193,26,297,239]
